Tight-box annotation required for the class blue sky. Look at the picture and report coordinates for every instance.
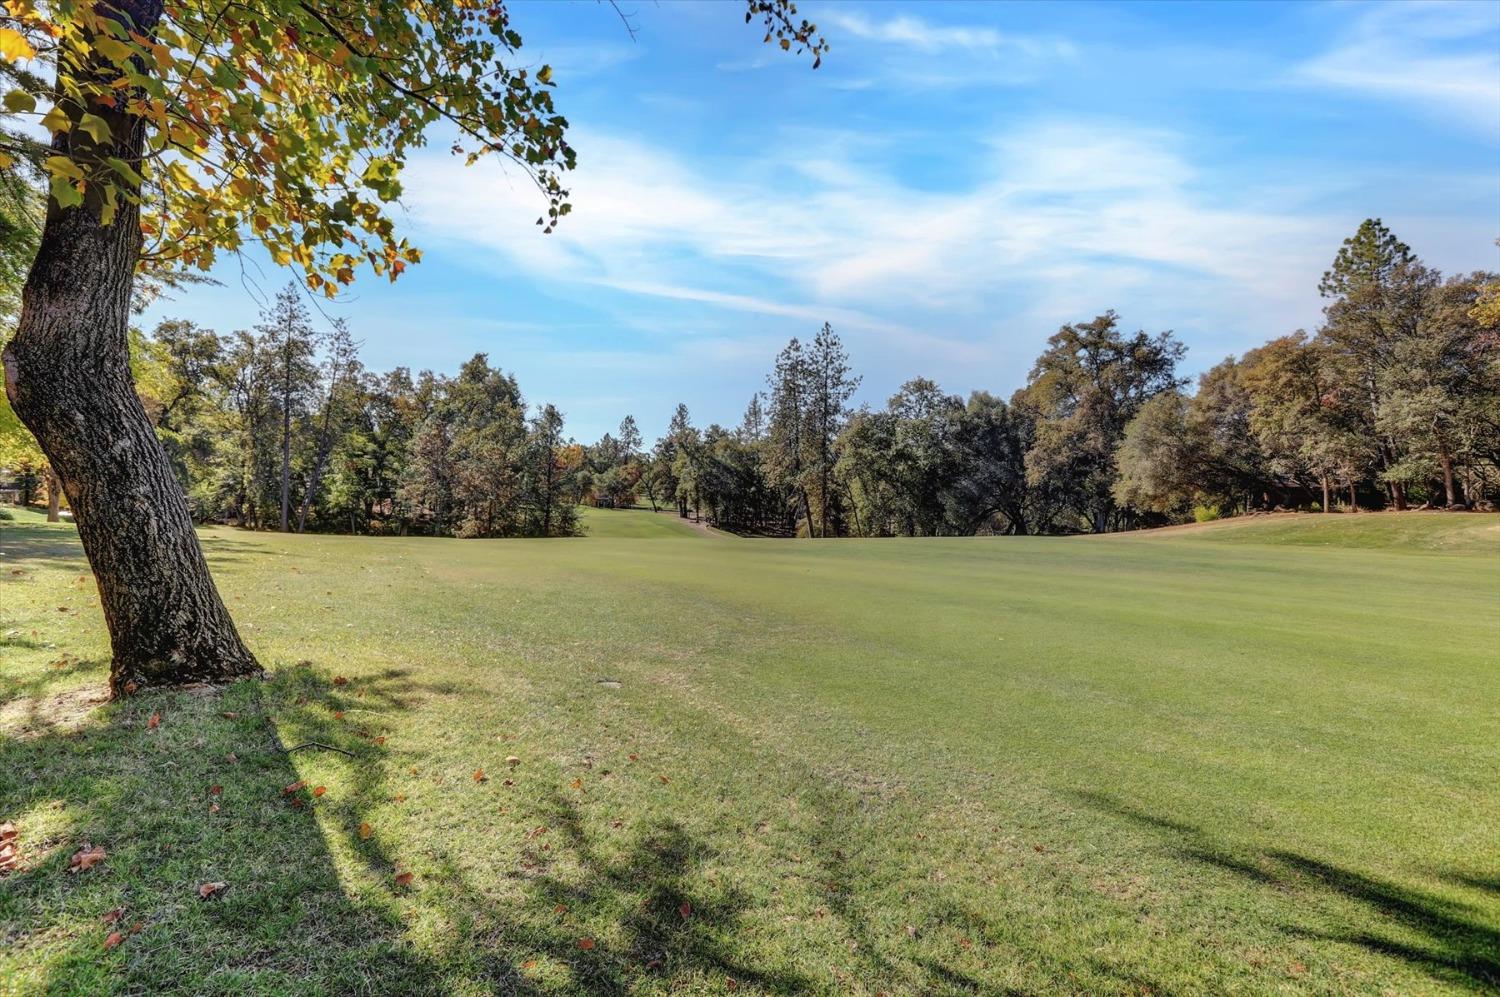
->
[144,0,1500,442]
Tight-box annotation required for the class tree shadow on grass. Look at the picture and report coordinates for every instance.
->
[1,661,834,994]
[0,666,447,995]
[1074,791,1500,993]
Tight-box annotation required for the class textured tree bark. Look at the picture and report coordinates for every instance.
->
[2,0,259,695]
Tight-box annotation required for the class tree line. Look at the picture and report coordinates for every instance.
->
[5,219,1496,539]
[613,220,1498,536]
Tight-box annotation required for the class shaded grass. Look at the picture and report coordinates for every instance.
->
[1,507,1497,994]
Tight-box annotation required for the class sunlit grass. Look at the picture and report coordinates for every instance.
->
[2,507,1496,994]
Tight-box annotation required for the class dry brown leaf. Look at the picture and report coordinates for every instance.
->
[313,786,326,797]
[333,676,348,686]
[283,780,306,795]
[208,785,223,796]
[679,902,692,919]
[102,907,124,924]
[358,822,372,840]
[333,710,344,720]
[221,712,240,719]
[374,736,386,745]
[577,937,596,951]
[569,778,582,790]
[394,871,413,887]
[658,775,671,785]
[628,753,638,762]
[68,844,107,873]
[505,755,520,768]
[209,803,221,814]
[198,881,228,899]
[146,712,160,730]
[104,931,125,950]
[473,769,487,783]
[123,681,139,695]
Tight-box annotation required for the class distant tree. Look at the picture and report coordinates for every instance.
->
[617,415,643,460]
[1317,219,1423,509]
[1112,391,1205,518]
[256,285,321,532]
[1022,312,1185,532]
[805,323,860,536]
[297,320,362,532]
[739,393,768,442]
[946,392,1031,534]
[521,403,577,536]
[765,339,814,535]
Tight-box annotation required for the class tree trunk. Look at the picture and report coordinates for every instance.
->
[280,369,292,532]
[1321,476,1330,514]
[2,0,259,695]
[1347,484,1358,512]
[44,467,61,522]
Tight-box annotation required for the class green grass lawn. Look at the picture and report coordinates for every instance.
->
[2,507,1497,995]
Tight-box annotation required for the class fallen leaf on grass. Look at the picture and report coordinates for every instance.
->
[333,710,344,720]
[554,903,567,914]
[123,681,138,695]
[208,785,222,796]
[102,908,124,924]
[283,781,306,795]
[358,823,373,840]
[104,931,125,950]
[505,755,520,768]
[628,753,638,762]
[473,769,487,783]
[146,712,160,730]
[198,881,228,899]
[333,676,348,686]
[313,786,326,797]
[221,712,240,720]
[658,775,671,785]
[208,803,220,814]
[393,794,406,803]
[374,736,386,745]
[679,902,692,919]
[569,778,582,790]
[522,959,538,971]
[394,871,413,887]
[69,844,107,873]
[577,937,595,951]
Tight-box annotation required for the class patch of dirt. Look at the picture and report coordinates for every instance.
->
[0,685,109,739]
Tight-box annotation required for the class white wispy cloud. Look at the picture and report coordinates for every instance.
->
[401,117,1348,374]
[1290,1,1500,136]
[811,8,1075,88]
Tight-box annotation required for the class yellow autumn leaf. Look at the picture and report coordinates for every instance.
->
[0,27,35,63]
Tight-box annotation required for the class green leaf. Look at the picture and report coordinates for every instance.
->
[104,156,144,188]
[2,90,36,113]
[78,113,112,145]
[49,175,83,209]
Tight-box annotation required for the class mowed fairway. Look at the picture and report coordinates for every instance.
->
[2,508,1497,995]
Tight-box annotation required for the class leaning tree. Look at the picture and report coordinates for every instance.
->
[0,1,825,695]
